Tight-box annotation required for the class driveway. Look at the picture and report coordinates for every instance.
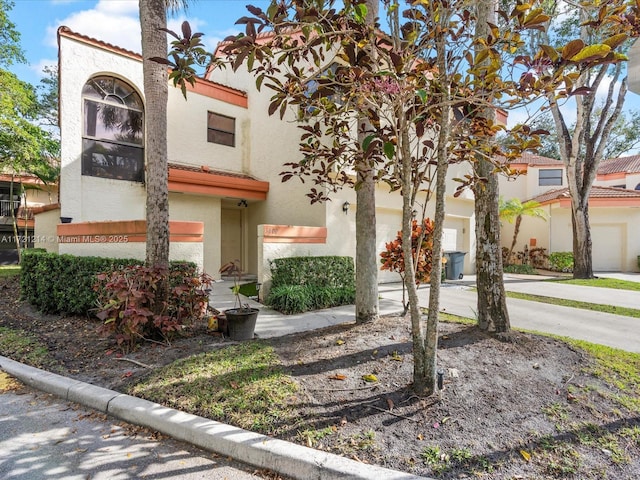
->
[378,273,640,353]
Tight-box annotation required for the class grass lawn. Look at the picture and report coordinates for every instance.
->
[546,277,640,292]
[128,341,298,435]
[504,291,640,318]
[0,265,20,277]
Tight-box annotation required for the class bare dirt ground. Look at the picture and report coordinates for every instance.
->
[1,275,639,479]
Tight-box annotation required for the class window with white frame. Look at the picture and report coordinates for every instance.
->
[81,76,144,182]
[538,168,563,186]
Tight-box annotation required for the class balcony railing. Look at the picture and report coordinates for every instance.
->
[0,200,33,219]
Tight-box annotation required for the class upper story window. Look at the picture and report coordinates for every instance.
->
[538,168,563,186]
[207,112,235,147]
[82,76,144,182]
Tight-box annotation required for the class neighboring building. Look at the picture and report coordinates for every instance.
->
[499,154,640,272]
[40,27,478,290]
[0,174,58,264]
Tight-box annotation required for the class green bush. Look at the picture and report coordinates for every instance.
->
[270,256,355,289]
[20,250,198,316]
[503,264,538,275]
[267,256,355,313]
[267,285,313,314]
[548,252,574,273]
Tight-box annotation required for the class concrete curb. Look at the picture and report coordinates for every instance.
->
[0,355,429,480]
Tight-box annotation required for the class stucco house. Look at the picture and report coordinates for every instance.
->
[35,27,480,289]
[0,174,58,264]
[499,153,640,272]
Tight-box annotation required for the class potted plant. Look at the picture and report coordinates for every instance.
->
[219,260,259,340]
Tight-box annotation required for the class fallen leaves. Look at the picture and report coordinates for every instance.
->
[0,371,21,392]
[390,351,403,362]
[328,374,347,381]
[362,374,378,383]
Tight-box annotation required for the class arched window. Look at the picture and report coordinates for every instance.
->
[635,183,640,191]
[82,76,144,182]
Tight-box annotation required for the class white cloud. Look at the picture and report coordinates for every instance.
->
[45,0,141,53]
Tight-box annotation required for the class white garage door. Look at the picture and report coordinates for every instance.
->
[592,224,623,272]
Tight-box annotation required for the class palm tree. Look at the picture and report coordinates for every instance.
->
[499,198,548,264]
[140,0,170,271]
[139,0,189,313]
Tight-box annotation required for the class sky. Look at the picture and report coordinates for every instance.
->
[7,0,269,86]
[6,0,640,134]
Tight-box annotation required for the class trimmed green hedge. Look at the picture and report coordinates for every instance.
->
[267,256,355,314]
[20,250,196,316]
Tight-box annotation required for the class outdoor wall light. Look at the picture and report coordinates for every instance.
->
[342,201,350,214]
[237,199,248,208]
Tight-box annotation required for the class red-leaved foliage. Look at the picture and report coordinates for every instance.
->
[380,218,435,284]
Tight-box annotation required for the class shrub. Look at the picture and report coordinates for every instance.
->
[270,256,355,289]
[529,247,549,269]
[503,264,538,275]
[380,218,435,284]
[20,251,201,316]
[549,252,574,273]
[266,256,355,313]
[20,251,140,314]
[94,264,212,352]
[267,285,313,314]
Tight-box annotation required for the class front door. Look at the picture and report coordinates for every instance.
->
[221,208,243,267]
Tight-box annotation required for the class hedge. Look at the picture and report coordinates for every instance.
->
[20,250,196,316]
[266,256,355,314]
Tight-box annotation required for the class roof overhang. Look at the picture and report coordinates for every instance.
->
[168,166,269,201]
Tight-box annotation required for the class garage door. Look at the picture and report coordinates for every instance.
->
[592,224,623,271]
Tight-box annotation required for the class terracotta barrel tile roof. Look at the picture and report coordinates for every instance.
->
[531,185,640,204]
[598,155,640,175]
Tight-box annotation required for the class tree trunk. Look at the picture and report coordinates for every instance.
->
[472,0,510,336]
[507,215,522,263]
[354,0,380,324]
[9,175,21,264]
[571,197,593,278]
[474,167,510,334]
[140,0,170,271]
[355,168,379,323]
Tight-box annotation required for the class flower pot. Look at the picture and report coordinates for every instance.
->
[224,308,259,341]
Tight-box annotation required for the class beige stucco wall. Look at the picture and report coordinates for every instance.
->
[169,192,221,276]
[24,185,58,208]
[500,205,551,262]
[58,241,203,266]
[549,205,640,272]
[167,88,248,173]
[33,208,61,252]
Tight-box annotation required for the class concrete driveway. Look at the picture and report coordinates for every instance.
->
[378,273,640,353]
